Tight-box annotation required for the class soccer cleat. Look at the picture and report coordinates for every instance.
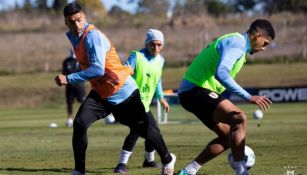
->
[142,159,161,168]
[161,153,176,175]
[66,118,73,127]
[71,170,86,175]
[114,163,128,174]
[177,169,190,175]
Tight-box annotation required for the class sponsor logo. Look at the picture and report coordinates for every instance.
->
[259,88,307,102]
[209,92,218,99]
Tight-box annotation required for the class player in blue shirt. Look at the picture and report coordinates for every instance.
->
[54,2,176,175]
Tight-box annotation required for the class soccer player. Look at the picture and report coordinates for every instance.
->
[114,29,170,174]
[54,2,175,175]
[176,19,275,175]
[62,48,85,127]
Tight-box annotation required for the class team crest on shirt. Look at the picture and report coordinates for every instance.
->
[209,92,218,99]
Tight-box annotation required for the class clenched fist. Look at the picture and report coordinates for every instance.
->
[55,74,68,86]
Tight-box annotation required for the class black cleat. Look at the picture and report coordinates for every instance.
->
[142,159,161,168]
[114,163,128,174]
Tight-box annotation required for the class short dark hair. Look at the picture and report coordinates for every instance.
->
[248,19,275,40]
[63,2,83,17]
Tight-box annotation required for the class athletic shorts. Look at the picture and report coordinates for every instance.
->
[178,87,225,130]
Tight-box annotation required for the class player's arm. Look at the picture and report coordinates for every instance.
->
[154,79,169,112]
[67,30,110,84]
[215,36,251,100]
[124,52,137,73]
[216,64,271,111]
[154,57,169,112]
[215,48,251,100]
[215,36,271,110]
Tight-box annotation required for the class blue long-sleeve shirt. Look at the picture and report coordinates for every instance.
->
[178,33,252,101]
[66,23,137,104]
[125,48,165,100]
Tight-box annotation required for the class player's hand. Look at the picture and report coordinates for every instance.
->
[160,98,170,113]
[55,74,68,86]
[249,95,272,111]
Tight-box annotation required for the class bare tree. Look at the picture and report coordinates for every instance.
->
[52,0,68,14]
[137,0,169,15]
[77,0,107,18]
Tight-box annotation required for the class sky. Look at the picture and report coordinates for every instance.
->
[0,0,139,13]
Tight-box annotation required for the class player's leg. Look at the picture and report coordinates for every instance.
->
[180,98,247,175]
[72,90,111,174]
[143,111,161,168]
[195,123,230,164]
[178,124,230,175]
[112,90,175,175]
[75,84,86,103]
[189,100,246,164]
[114,128,139,173]
[212,99,247,175]
[177,87,232,175]
[114,111,161,173]
[66,85,75,127]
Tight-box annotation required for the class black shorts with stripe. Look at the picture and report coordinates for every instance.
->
[178,87,225,130]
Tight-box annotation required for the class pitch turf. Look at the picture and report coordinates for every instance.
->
[0,103,306,175]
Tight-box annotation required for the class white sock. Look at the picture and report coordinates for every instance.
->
[185,161,201,175]
[118,150,132,164]
[144,151,155,162]
[234,160,248,175]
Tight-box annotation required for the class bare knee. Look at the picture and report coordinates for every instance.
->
[230,112,247,127]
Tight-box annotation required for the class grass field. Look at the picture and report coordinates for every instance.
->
[0,102,306,175]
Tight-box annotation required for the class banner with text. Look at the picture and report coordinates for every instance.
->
[223,86,307,103]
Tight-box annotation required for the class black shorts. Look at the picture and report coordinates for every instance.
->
[66,84,85,104]
[178,87,225,130]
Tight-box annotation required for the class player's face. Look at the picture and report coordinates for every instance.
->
[65,12,86,37]
[250,32,272,55]
[146,40,163,56]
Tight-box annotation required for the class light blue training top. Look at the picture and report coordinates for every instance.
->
[178,33,252,101]
[125,48,164,100]
[66,23,137,105]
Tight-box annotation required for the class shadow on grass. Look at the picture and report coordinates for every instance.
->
[0,168,71,173]
[0,167,117,174]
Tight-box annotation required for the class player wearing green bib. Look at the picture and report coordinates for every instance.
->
[177,19,275,175]
[114,29,173,174]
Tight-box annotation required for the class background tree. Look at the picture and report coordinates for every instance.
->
[229,0,257,12]
[77,0,107,16]
[261,0,307,14]
[205,0,229,17]
[36,0,49,12]
[52,0,67,14]
[22,0,34,13]
[174,0,206,15]
[136,0,169,16]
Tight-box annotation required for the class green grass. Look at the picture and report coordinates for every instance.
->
[0,103,307,175]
